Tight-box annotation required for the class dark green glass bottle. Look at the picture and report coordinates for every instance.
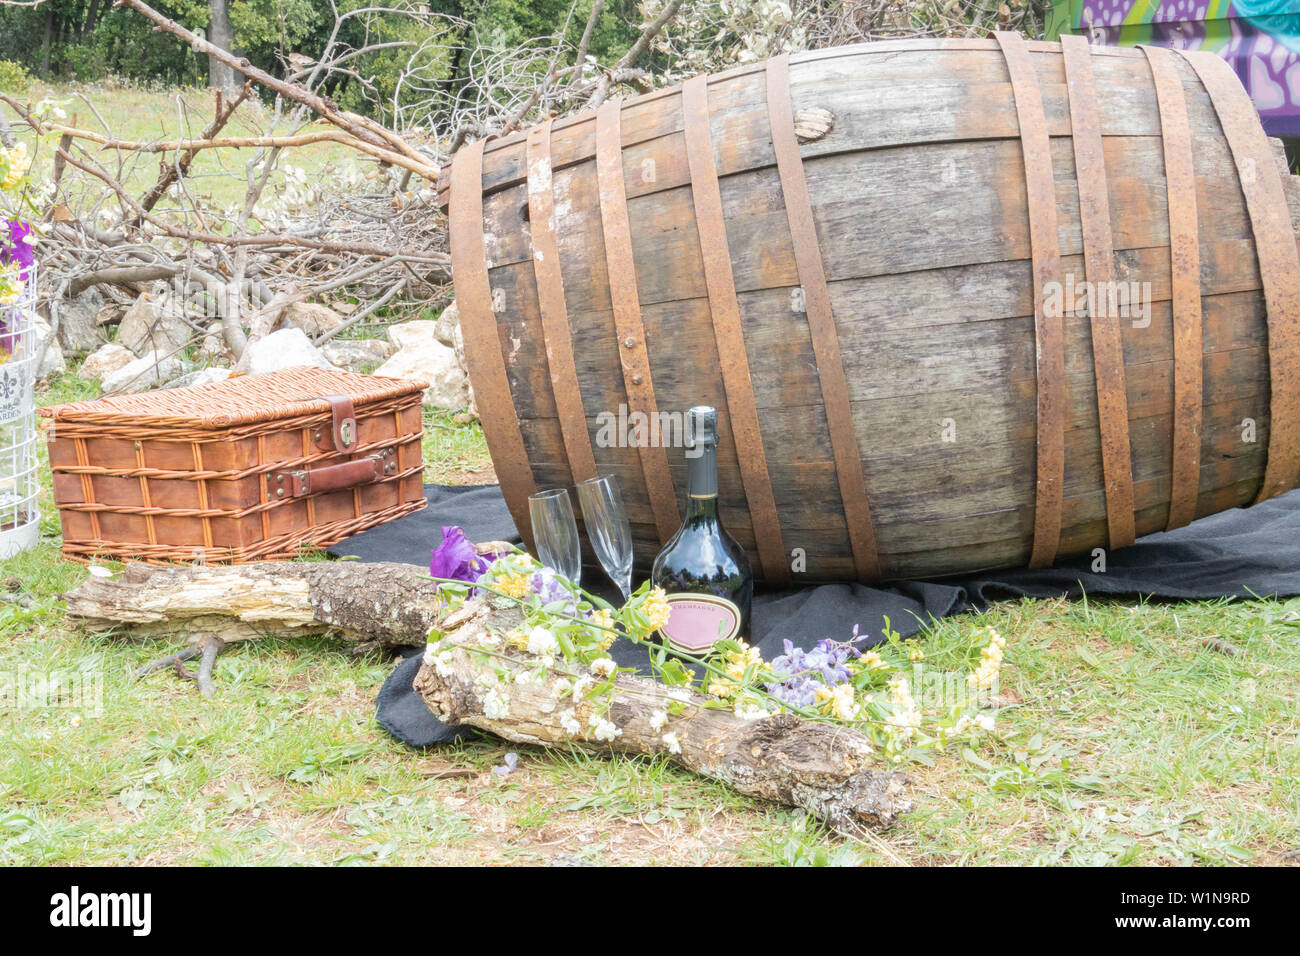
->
[650,406,753,654]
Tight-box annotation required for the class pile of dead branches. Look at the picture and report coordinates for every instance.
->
[0,0,1045,377]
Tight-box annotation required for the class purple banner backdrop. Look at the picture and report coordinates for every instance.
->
[1061,2,1300,138]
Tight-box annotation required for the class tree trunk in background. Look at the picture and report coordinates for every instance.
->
[208,0,238,92]
[39,6,54,76]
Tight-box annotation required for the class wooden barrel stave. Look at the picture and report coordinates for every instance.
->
[448,37,1300,582]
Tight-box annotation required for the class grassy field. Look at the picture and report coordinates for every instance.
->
[0,372,1297,866]
[8,79,367,216]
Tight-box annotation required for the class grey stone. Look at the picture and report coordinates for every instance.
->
[321,338,394,372]
[57,288,106,354]
[101,351,184,394]
[116,293,191,357]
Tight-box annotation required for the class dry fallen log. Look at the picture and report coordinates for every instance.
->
[414,601,913,832]
[65,561,912,828]
[64,561,445,647]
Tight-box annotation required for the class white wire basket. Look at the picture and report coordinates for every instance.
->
[0,263,39,558]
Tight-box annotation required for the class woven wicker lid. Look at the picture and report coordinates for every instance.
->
[40,366,430,428]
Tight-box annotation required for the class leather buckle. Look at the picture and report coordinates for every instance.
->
[311,394,358,453]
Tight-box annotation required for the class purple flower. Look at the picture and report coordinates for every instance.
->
[1,220,34,281]
[430,525,495,583]
[765,626,872,708]
[492,752,518,776]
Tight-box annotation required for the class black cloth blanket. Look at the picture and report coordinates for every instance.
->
[332,483,1300,747]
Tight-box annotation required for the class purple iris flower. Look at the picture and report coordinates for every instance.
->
[1,220,34,281]
[429,525,495,583]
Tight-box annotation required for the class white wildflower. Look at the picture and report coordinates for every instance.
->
[661,731,682,755]
[734,700,769,721]
[571,674,594,703]
[552,678,573,699]
[974,713,996,732]
[526,626,558,658]
[432,650,455,678]
[829,684,860,721]
[588,713,621,742]
[590,657,616,678]
[559,709,582,736]
[483,688,510,720]
[648,709,668,732]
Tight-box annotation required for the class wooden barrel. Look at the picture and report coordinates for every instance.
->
[443,34,1300,584]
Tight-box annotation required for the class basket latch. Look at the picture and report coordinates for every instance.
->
[312,394,358,453]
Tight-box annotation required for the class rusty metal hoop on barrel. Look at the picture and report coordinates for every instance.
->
[681,75,790,586]
[526,119,599,486]
[995,31,1066,569]
[449,138,538,552]
[1141,44,1204,532]
[1060,33,1136,549]
[1177,49,1300,506]
[594,101,682,541]
[765,53,881,581]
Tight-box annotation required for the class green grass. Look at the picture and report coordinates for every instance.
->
[10,79,366,216]
[2,394,1297,865]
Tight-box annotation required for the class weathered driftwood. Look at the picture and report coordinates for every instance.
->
[63,560,450,690]
[63,561,444,648]
[413,600,912,832]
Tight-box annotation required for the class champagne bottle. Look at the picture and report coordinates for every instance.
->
[650,405,753,653]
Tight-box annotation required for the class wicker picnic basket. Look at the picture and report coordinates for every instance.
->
[41,366,428,564]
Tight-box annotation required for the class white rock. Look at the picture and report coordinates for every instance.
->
[162,366,232,390]
[30,314,67,380]
[373,339,468,409]
[116,293,190,357]
[241,327,337,376]
[284,302,347,339]
[387,320,441,352]
[433,301,459,348]
[101,351,184,395]
[79,342,135,382]
[321,338,394,372]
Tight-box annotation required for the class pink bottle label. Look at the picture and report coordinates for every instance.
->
[661,594,741,654]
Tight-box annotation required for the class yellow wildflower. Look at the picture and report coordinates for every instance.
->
[642,587,672,631]
[494,573,531,600]
[590,608,616,650]
[2,143,29,190]
[967,629,1007,691]
[707,679,734,699]
[0,268,21,307]
[859,650,889,671]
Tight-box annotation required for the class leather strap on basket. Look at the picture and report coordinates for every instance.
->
[682,74,789,585]
[594,101,681,541]
[449,138,538,550]
[1062,35,1136,549]
[996,31,1066,568]
[766,54,880,581]
[312,395,358,454]
[528,119,598,485]
[1177,49,1300,505]
[1141,44,1203,531]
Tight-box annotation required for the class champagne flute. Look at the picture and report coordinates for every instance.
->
[528,488,581,587]
[576,474,634,602]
